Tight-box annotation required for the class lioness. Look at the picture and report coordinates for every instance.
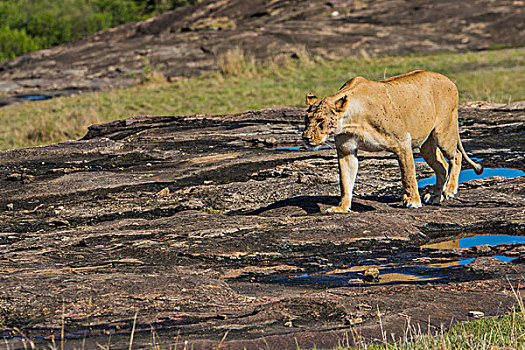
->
[302,70,483,213]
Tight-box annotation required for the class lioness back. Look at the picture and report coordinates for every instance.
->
[337,70,459,146]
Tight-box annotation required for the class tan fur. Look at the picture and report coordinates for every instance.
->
[303,70,483,212]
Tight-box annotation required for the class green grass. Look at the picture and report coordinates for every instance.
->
[0,48,523,150]
[302,311,525,350]
[3,309,524,349]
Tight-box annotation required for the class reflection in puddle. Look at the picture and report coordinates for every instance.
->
[422,234,525,263]
[378,272,441,284]
[459,234,525,248]
[18,95,53,101]
[491,256,517,262]
[293,270,442,286]
[414,157,483,163]
[423,234,525,249]
[418,168,525,188]
[255,233,524,288]
[275,145,334,151]
[290,258,477,286]
[458,258,476,265]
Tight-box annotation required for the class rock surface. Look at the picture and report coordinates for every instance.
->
[0,104,524,348]
[1,0,524,106]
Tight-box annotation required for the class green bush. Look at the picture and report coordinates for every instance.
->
[0,0,200,62]
[0,26,40,62]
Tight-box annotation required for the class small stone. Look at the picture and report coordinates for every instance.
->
[146,163,152,167]
[7,173,22,181]
[22,174,34,183]
[363,267,380,282]
[6,203,14,210]
[357,303,373,311]
[156,187,170,197]
[468,311,484,318]
[54,206,65,215]
[284,320,293,328]
[475,244,492,254]
[203,180,213,185]
[46,218,70,226]
[344,316,363,325]
[331,11,340,17]
[264,137,277,145]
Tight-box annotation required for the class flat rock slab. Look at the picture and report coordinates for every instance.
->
[0,105,524,349]
[1,0,524,105]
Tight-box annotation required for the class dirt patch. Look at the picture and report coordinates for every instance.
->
[0,104,524,348]
[0,0,524,105]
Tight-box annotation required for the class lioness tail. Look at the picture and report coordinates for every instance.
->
[457,135,483,175]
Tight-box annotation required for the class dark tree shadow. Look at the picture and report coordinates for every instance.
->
[248,195,375,215]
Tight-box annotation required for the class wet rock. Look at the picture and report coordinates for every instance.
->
[344,316,363,326]
[468,311,484,318]
[22,174,34,183]
[6,173,22,181]
[357,304,373,311]
[45,218,70,226]
[0,106,524,349]
[156,187,170,197]
[475,244,492,254]
[49,168,65,174]
[363,268,380,282]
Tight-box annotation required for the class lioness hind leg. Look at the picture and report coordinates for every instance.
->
[420,135,448,205]
[444,150,462,199]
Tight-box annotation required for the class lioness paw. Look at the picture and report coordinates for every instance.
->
[443,184,458,200]
[423,193,444,205]
[325,206,350,214]
[402,194,422,208]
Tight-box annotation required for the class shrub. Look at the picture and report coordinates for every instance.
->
[0,26,40,62]
[0,0,200,62]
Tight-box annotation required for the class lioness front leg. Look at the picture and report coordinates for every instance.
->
[326,138,358,213]
[395,146,422,208]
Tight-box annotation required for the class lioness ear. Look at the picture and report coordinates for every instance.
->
[305,93,318,106]
[335,95,348,112]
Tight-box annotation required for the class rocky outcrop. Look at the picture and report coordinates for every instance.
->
[1,0,524,106]
[0,104,524,348]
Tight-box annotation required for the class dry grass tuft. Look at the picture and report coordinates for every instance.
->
[216,47,256,77]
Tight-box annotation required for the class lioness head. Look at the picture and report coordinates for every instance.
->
[302,93,349,146]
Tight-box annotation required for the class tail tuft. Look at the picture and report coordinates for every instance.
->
[474,163,484,175]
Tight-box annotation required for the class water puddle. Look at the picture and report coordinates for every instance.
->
[423,234,525,249]
[275,145,334,151]
[18,95,53,101]
[414,157,483,163]
[267,258,481,287]
[245,233,524,288]
[422,234,525,263]
[492,256,517,262]
[418,168,525,188]
[458,234,525,248]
